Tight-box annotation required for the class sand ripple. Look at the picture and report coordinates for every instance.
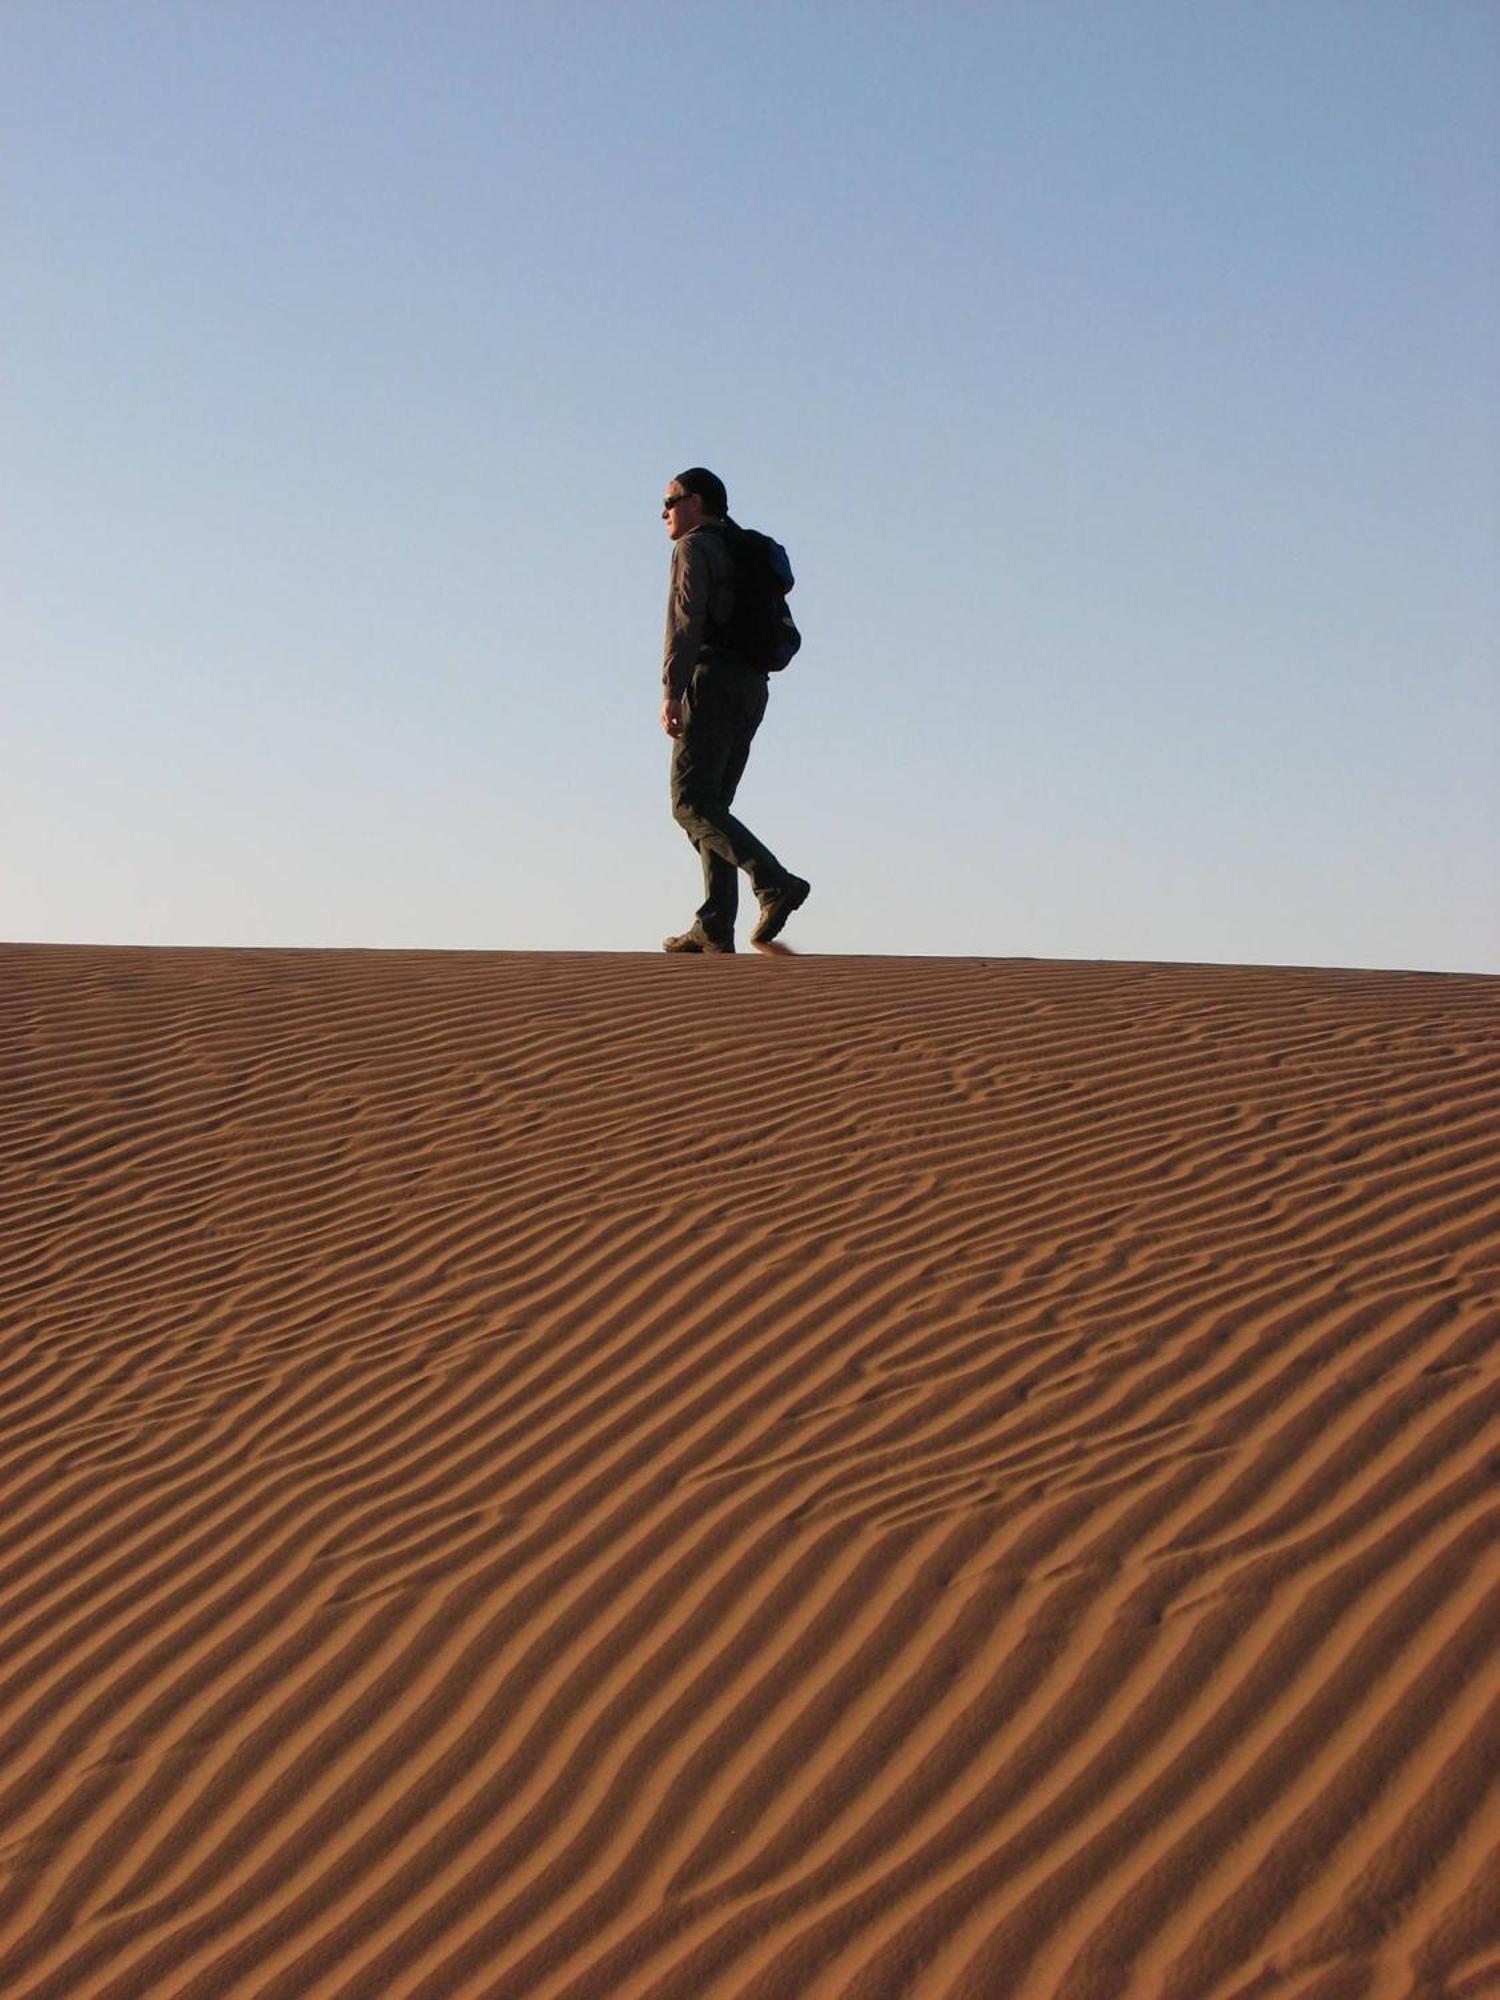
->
[2,946,1497,1998]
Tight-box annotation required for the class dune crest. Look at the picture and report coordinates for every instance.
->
[2,945,1497,1999]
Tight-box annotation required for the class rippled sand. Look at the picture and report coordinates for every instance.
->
[3,945,1497,1999]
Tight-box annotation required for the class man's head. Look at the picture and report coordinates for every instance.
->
[662,466,728,541]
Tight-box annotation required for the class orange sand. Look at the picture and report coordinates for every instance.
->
[2,945,1497,1999]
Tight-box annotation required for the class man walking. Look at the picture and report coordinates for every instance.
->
[660,467,811,954]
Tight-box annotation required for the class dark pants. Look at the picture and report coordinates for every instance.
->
[670,663,791,942]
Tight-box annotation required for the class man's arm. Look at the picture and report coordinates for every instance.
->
[662,534,710,706]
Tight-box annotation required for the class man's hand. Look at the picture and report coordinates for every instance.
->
[661,694,683,738]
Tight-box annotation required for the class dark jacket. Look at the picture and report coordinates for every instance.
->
[661,522,738,699]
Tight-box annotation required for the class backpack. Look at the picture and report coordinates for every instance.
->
[709,521,802,672]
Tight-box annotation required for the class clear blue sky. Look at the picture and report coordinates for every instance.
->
[8,2,1497,971]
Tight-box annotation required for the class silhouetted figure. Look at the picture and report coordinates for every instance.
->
[659,467,810,954]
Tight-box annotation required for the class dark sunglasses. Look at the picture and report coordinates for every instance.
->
[662,493,693,511]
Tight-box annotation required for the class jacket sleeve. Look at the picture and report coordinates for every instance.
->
[662,535,711,698]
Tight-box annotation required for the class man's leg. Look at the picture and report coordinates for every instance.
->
[718,670,811,947]
[692,671,764,934]
[670,668,791,941]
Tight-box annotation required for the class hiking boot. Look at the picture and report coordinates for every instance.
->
[750,876,811,946]
[662,929,735,955]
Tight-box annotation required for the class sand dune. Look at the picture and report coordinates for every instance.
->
[2,944,1497,1999]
